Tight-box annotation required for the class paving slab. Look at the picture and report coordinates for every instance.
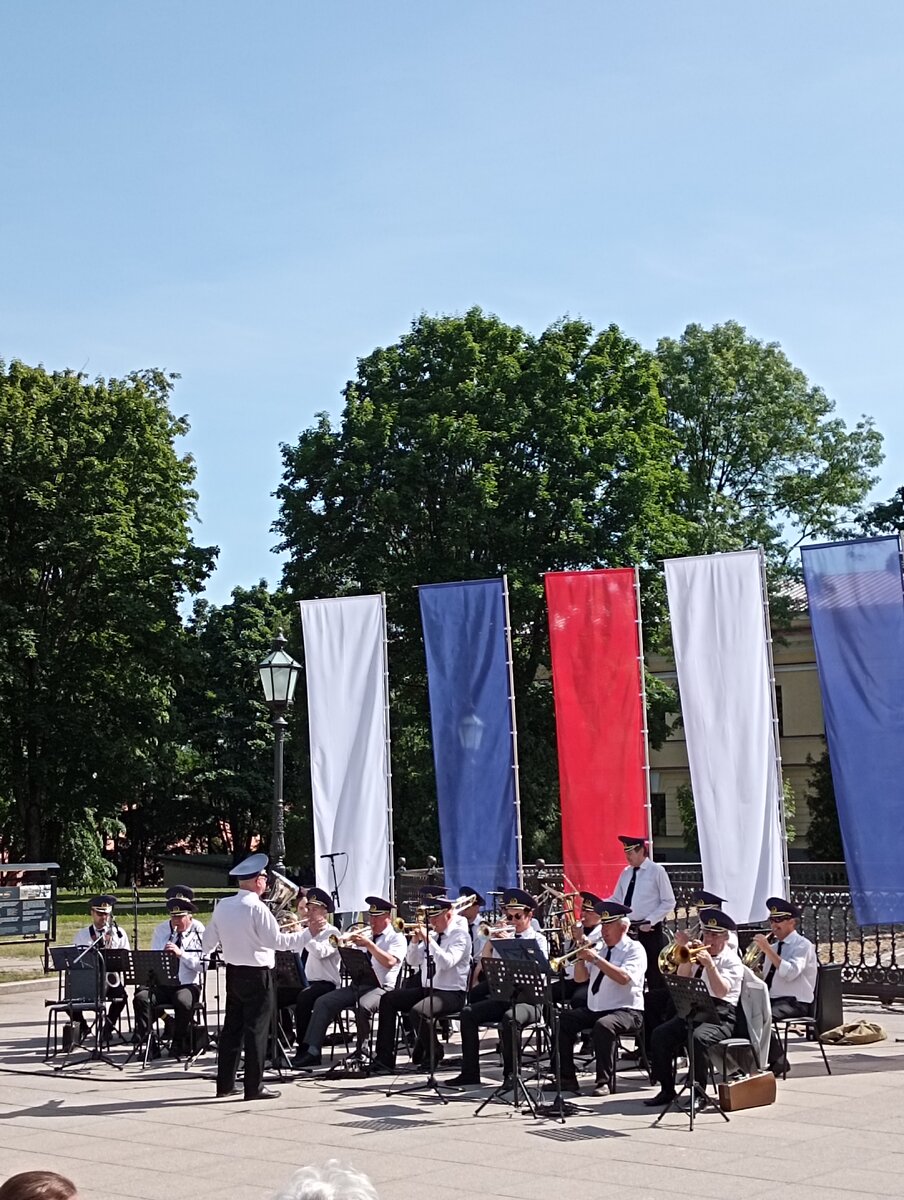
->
[1,983,903,1199]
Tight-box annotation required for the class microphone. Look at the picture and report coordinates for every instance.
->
[319,852,345,860]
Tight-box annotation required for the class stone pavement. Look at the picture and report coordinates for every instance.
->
[1,983,903,1200]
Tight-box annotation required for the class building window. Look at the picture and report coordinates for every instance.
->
[651,792,667,838]
[775,684,784,737]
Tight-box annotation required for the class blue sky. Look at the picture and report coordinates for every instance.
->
[2,3,902,604]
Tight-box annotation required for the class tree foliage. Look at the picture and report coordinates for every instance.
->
[275,309,687,860]
[0,360,215,881]
[657,322,883,565]
[805,745,844,861]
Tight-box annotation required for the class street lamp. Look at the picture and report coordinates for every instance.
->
[257,630,302,875]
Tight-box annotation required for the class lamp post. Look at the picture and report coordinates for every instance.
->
[257,630,302,876]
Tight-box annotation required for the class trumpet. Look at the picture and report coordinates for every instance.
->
[549,942,592,972]
[741,932,775,973]
[479,922,515,938]
[658,937,709,974]
[328,924,368,949]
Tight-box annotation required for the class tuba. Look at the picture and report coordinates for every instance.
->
[263,870,300,929]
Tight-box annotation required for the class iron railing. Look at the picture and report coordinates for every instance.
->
[395,859,904,1001]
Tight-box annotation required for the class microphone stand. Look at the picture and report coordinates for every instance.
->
[319,851,346,914]
[132,884,140,949]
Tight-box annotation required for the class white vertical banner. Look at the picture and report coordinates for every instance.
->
[300,595,391,908]
[664,550,784,923]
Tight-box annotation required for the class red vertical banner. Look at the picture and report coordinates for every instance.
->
[545,569,648,897]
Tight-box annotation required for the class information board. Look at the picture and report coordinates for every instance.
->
[0,883,53,939]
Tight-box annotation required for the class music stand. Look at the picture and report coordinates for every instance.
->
[271,950,304,1077]
[56,938,122,1071]
[475,948,552,1120]
[654,975,730,1130]
[119,950,179,1067]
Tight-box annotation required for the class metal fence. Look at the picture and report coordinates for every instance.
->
[395,859,904,1002]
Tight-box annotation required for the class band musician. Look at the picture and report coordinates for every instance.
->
[546,899,646,1096]
[371,895,469,1074]
[645,907,743,1112]
[292,887,340,1052]
[72,894,130,1043]
[444,888,549,1090]
[755,896,818,1076]
[550,890,602,1009]
[293,895,407,1069]
[611,835,675,989]
[133,891,205,1057]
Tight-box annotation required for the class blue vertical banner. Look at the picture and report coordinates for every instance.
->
[801,536,904,924]
[419,579,517,902]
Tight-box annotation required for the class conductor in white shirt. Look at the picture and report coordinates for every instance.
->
[202,853,308,1101]
[611,834,675,990]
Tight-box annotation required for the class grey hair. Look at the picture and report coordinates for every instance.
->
[618,916,631,931]
[273,1162,379,1200]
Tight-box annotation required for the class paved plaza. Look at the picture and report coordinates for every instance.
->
[1,982,904,1200]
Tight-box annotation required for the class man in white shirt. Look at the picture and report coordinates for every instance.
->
[444,888,550,1089]
[293,895,407,1069]
[133,893,205,1056]
[72,894,130,1043]
[551,890,603,1008]
[202,853,309,1101]
[754,896,818,1075]
[292,887,341,1052]
[645,908,744,1111]
[372,896,470,1074]
[688,889,739,952]
[545,900,646,1096]
[611,835,675,990]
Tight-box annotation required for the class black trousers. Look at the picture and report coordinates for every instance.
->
[553,1006,643,1086]
[133,983,200,1051]
[294,980,336,1046]
[768,996,812,1066]
[217,965,274,1099]
[650,1007,736,1093]
[550,978,588,1009]
[374,985,465,1069]
[458,997,543,1082]
[635,924,667,991]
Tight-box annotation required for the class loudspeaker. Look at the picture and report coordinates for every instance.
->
[816,964,843,1035]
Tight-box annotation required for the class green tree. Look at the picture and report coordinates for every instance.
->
[676,778,796,857]
[275,308,687,861]
[0,360,214,879]
[860,484,904,534]
[657,322,883,569]
[174,583,312,872]
[805,745,844,860]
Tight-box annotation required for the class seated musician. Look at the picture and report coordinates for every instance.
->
[133,892,205,1055]
[645,907,743,1110]
[688,889,739,952]
[551,891,602,1008]
[72,894,130,1042]
[455,885,486,999]
[755,896,817,1076]
[545,899,645,1096]
[444,888,549,1089]
[293,887,340,1049]
[292,895,407,1068]
[371,896,469,1073]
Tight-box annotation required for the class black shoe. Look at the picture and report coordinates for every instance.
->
[292,1050,322,1070]
[245,1088,280,1101]
[771,1058,790,1078]
[216,1087,241,1098]
[443,1074,481,1088]
[682,1093,708,1114]
[499,1076,515,1094]
[367,1061,394,1076]
[592,1080,611,1096]
[543,1078,580,1095]
[643,1090,676,1107]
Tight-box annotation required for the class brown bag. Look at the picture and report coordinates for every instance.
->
[717,1071,776,1112]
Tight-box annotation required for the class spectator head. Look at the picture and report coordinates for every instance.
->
[0,1172,79,1200]
[272,1162,378,1200]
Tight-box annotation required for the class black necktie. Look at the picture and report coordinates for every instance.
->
[435,932,443,944]
[172,929,183,948]
[514,933,522,939]
[624,868,638,909]
[764,941,783,988]
[591,946,612,994]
